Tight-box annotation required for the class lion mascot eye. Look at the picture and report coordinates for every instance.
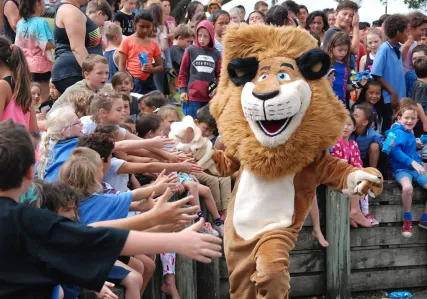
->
[227,48,330,85]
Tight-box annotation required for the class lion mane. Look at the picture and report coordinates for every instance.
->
[210,24,349,179]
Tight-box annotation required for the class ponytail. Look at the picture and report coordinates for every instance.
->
[0,37,32,113]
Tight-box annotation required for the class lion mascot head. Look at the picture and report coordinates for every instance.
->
[210,24,349,179]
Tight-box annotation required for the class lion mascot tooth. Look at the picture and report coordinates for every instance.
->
[170,24,384,298]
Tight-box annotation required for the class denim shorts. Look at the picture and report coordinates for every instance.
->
[393,169,427,187]
[182,101,207,118]
[132,75,156,95]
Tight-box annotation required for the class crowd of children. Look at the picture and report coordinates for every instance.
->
[2,0,427,297]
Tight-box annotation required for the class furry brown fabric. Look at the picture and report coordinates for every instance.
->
[211,24,348,179]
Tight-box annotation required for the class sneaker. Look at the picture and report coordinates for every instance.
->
[198,222,219,237]
[419,220,427,230]
[213,223,224,238]
[402,220,413,237]
[365,214,379,226]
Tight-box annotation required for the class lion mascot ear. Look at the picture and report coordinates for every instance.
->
[296,49,330,80]
[227,57,259,86]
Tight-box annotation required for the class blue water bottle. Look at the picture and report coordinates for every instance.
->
[382,131,396,154]
[138,52,148,67]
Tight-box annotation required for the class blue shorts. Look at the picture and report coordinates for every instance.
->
[133,75,156,95]
[393,169,427,187]
[182,101,207,118]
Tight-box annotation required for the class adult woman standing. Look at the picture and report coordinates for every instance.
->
[305,11,329,45]
[51,0,104,94]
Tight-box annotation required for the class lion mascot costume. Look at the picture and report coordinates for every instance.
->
[170,24,383,298]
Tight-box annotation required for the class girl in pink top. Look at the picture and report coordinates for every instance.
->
[331,114,379,227]
[0,37,37,133]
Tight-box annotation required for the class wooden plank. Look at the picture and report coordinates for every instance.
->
[350,225,427,247]
[176,255,196,299]
[219,258,228,279]
[141,257,165,299]
[289,274,326,297]
[326,190,351,298]
[369,204,426,223]
[220,280,230,299]
[289,251,325,274]
[197,257,220,299]
[294,228,323,251]
[351,267,427,292]
[376,180,427,205]
[351,247,427,270]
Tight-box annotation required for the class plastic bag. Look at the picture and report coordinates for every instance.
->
[389,291,413,298]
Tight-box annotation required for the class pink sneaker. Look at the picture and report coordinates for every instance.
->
[198,222,219,237]
[365,214,379,226]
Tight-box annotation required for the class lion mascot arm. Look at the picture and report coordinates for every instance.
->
[169,115,240,176]
[314,151,383,197]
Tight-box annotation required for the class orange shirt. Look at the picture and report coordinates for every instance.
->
[119,37,161,80]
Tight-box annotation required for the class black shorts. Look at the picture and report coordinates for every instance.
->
[32,72,51,82]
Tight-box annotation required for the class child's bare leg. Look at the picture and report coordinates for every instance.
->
[59,286,64,299]
[182,181,200,207]
[116,260,143,299]
[350,197,372,228]
[401,178,413,213]
[309,195,328,247]
[134,254,156,294]
[198,184,220,218]
[160,253,180,299]
[368,143,380,168]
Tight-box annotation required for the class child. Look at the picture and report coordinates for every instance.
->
[0,120,222,297]
[247,11,266,25]
[359,27,384,72]
[123,116,136,134]
[162,0,176,48]
[229,7,242,24]
[51,55,109,112]
[122,93,132,117]
[406,44,427,97]
[412,57,427,137]
[323,1,360,55]
[352,103,384,169]
[371,14,410,129]
[137,111,225,237]
[178,20,221,118]
[254,1,269,15]
[118,10,163,94]
[193,105,231,221]
[207,0,221,16]
[0,36,37,132]
[355,80,385,133]
[113,0,137,36]
[387,99,427,237]
[138,90,167,112]
[38,80,63,119]
[15,0,54,102]
[325,32,352,105]
[331,114,377,227]
[86,0,113,30]
[104,23,123,82]
[402,12,427,74]
[112,71,140,119]
[212,10,230,54]
[171,24,194,78]
[31,82,41,108]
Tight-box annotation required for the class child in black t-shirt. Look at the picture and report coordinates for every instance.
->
[171,24,194,79]
[113,0,136,36]
[0,120,222,298]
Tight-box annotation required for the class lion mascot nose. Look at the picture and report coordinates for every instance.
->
[252,90,279,100]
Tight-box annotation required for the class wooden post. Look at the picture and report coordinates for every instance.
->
[326,189,351,299]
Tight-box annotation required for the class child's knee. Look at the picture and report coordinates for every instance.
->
[143,256,156,275]
[401,182,414,194]
[185,181,198,193]
[199,184,212,197]
[122,271,143,289]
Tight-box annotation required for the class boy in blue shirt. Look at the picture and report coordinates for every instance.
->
[371,14,410,130]
[387,100,427,238]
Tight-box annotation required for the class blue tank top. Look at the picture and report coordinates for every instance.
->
[52,2,102,81]
[104,49,118,83]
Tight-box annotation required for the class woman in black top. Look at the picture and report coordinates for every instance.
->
[3,0,19,42]
[51,0,104,93]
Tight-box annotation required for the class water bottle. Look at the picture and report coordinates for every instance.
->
[382,132,396,154]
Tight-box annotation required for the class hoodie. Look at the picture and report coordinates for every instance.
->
[387,123,422,171]
[178,20,222,103]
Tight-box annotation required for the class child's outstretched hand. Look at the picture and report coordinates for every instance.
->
[151,188,199,225]
[95,281,118,299]
[147,136,175,149]
[168,150,189,163]
[180,159,204,174]
[176,218,222,263]
[154,174,181,194]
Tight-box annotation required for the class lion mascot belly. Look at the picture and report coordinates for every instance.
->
[170,24,383,299]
